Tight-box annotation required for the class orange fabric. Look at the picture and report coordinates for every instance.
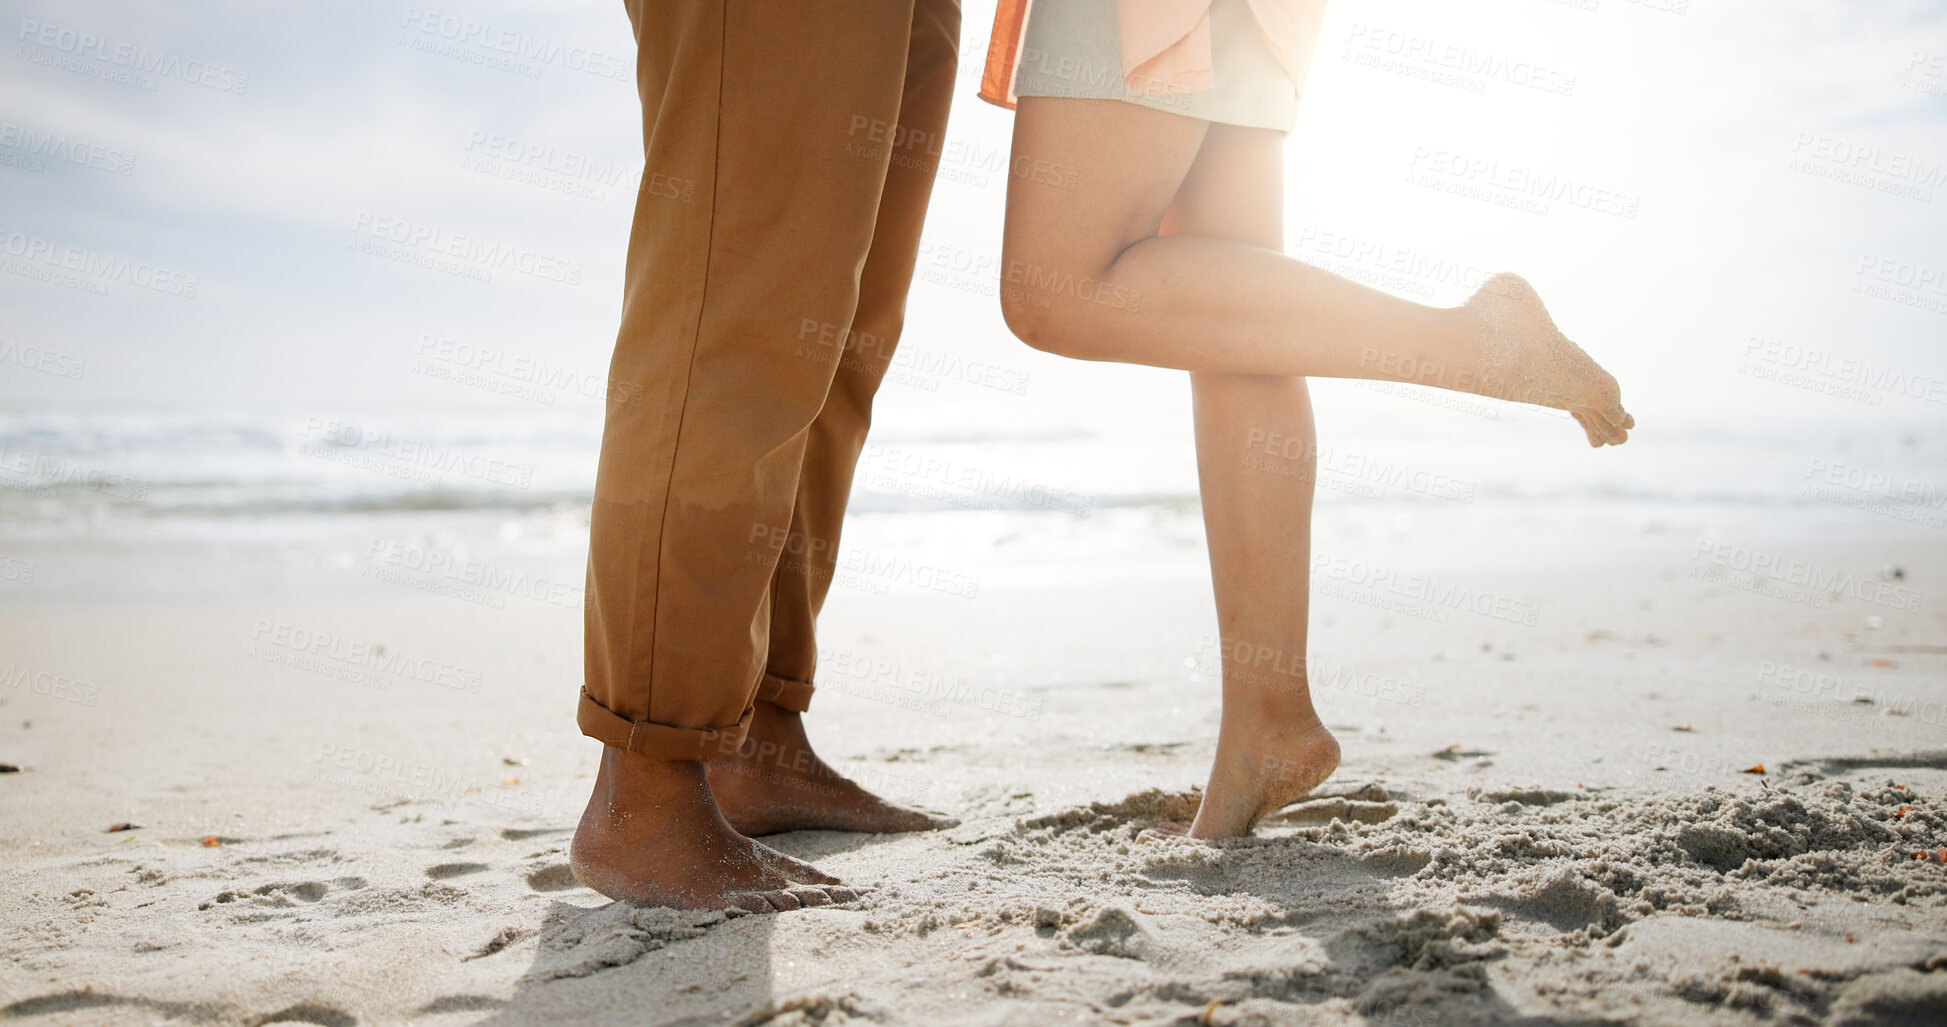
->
[584,0,961,758]
[977,0,1031,107]
[978,0,1323,110]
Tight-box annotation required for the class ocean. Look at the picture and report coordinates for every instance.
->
[1,394,1939,573]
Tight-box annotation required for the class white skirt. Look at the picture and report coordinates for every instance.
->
[1009,0,1320,133]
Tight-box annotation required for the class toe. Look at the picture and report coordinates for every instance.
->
[1572,412,1605,447]
[1584,399,1629,437]
[764,889,802,911]
[1590,410,1627,446]
[725,893,775,915]
[788,886,832,908]
[821,886,866,904]
[1594,401,1631,437]
[755,843,842,884]
[877,803,956,833]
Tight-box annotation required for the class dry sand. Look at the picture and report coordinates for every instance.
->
[3,525,1945,1026]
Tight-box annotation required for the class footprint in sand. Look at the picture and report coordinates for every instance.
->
[524,865,581,892]
[425,862,490,881]
[1782,750,1947,777]
[261,882,328,904]
[499,827,567,841]
[198,877,366,911]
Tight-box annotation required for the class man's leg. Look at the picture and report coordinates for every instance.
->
[707,0,963,836]
[572,0,920,910]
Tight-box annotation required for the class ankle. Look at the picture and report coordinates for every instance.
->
[749,699,801,731]
[596,747,710,802]
[1221,688,1325,727]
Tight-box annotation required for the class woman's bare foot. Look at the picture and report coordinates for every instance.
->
[1188,712,1342,839]
[1463,272,1634,447]
[706,702,957,835]
[570,748,866,912]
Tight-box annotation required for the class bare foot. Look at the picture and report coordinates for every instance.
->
[1188,714,1341,839]
[1464,272,1634,447]
[570,747,866,912]
[706,702,957,835]
[1136,823,1190,844]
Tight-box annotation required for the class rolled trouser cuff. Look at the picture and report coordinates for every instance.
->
[577,688,753,761]
[755,672,815,713]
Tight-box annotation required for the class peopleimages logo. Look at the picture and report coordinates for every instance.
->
[1789,133,1946,202]
[412,335,638,405]
[1344,24,1578,97]
[1690,540,1922,612]
[348,212,583,286]
[0,227,200,297]
[0,340,87,380]
[1406,147,1640,219]
[399,8,633,81]
[1740,336,1947,406]
[1,663,100,706]
[1312,554,1540,626]
[365,539,584,610]
[0,121,136,175]
[253,619,483,693]
[297,417,535,489]
[1755,661,1943,725]
[15,18,249,94]
[0,445,148,501]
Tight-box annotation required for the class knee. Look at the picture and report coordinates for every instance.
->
[998,279,1063,354]
[999,266,1108,360]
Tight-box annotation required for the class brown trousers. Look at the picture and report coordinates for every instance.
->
[579,0,961,759]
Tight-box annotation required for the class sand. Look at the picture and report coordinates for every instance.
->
[3,520,1945,1026]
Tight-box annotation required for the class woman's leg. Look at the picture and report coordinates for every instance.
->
[1002,97,1632,447]
[1160,123,1341,838]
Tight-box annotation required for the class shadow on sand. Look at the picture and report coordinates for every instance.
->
[423,830,903,1027]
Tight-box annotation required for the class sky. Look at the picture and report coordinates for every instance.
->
[2,0,1946,449]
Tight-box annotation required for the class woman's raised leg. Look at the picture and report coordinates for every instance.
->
[1001,97,1632,446]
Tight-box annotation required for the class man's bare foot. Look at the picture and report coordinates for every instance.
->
[570,747,866,912]
[1463,272,1634,448]
[706,702,957,835]
[1187,712,1342,839]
